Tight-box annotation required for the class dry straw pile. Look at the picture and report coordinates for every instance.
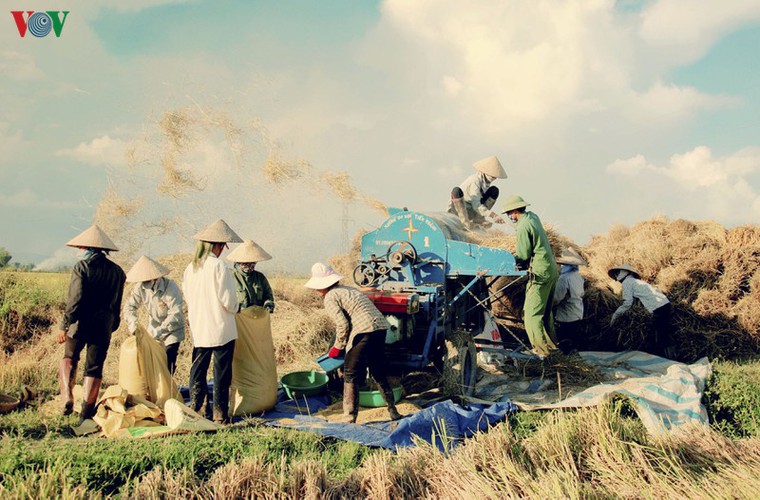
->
[582,216,760,360]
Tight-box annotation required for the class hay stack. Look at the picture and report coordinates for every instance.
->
[583,217,760,360]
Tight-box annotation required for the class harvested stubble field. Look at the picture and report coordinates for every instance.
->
[1,215,760,498]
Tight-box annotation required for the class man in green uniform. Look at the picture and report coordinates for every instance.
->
[502,195,559,357]
[226,239,275,312]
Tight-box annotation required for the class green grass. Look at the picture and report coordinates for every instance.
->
[0,421,372,496]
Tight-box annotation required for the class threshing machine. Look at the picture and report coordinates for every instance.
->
[354,208,529,396]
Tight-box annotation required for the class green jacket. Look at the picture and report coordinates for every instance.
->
[232,268,275,310]
[515,211,559,282]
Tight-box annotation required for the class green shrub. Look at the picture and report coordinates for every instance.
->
[703,358,760,438]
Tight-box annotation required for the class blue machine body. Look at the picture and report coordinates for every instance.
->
[353,208,528,383]
[360,208,521,283]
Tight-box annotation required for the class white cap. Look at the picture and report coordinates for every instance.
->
[303,262,344,290]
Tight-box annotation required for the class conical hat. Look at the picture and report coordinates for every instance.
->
[556,247,588,266]
[126,255,170,283]
[226,239,272,263]
[607,263,640,280]
[473,156,507,179]
[192,219,242,243]
[66,225,119,251]
[501,194,530,213]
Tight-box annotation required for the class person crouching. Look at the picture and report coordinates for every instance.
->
[123,255,185,375]
[304,263,402,423]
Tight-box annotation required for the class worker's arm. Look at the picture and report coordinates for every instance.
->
[111,268,126,332]
[324,293,350,350]
[514,219,534,268]
[158,283,184,340]
[553,275,569,307]
[610,279,634,325]
[123,284,142,334]
[60,261,86,336]
[215,261,241,314]
[261,275,275,313]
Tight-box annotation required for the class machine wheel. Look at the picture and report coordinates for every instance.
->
[353,263,376,287]
[386,241,417,266]
[440,334,478,397]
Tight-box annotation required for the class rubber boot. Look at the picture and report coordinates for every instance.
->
[337,382,358,424]
[451,197,472,230]
[59,358,76,416]
[378,383,402,421]
[78,376,101,425]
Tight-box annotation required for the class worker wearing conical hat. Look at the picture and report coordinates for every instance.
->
[182,219,242,424]
[608,264,675,359]
[447,156,507,230]
[305,263,402,423]
[55,225,126,424]
[552,247,588,354]
[502,195,559,358]
[124,256,185,375]
[227,240,275,313]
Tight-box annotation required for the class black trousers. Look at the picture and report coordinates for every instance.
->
[189,340,235,420]
[343,330,391,390]
[64,332,112,378]
[651,303,673,356]
[556,320,582,354]
[165,342,180,375]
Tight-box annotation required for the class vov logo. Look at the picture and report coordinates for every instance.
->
[11,11,70,38]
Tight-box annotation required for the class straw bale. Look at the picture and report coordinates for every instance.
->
[583,216,760,359]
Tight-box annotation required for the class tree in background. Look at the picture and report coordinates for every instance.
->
[0,247,11,268]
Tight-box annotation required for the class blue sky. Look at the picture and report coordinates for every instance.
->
[1,1,760,273]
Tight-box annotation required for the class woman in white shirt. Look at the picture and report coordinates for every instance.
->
[608,264,674,359]
[182,219,242,423]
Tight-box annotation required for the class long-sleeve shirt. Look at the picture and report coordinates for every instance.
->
[448,172,493,217]
[182,254,239,348]
[610,276,670,324]
[514,211,559,283]
[124,277,185,346]
[324,285,389,351]
[62,251,126,339]
[553,267,584,323]
[232,268,274,310]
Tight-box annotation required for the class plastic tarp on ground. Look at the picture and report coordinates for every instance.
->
[261,396,518,451]
[518,351,712,435]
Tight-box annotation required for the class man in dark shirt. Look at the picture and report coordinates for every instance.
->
[55,225,126,424]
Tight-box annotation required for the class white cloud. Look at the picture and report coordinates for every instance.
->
[0,51,43,81]
[607,146,760,219]
[639,0,760,61]
[56,135,129,167]
[0,124,29,163]
[0,189,80,209]
[376,0,741,136]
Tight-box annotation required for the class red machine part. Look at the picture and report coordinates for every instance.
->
[363,290,420,315]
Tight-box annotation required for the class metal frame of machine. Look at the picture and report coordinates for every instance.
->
[353,208,530,395]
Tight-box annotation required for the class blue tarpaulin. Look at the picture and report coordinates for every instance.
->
[261,395,518,451]
[181,384,517,450]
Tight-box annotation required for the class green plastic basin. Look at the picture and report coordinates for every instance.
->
[280,371,329,399]
[358,385,403,408]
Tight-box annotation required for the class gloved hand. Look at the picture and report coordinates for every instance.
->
[328,347,343,359]
[264,301,275,313]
